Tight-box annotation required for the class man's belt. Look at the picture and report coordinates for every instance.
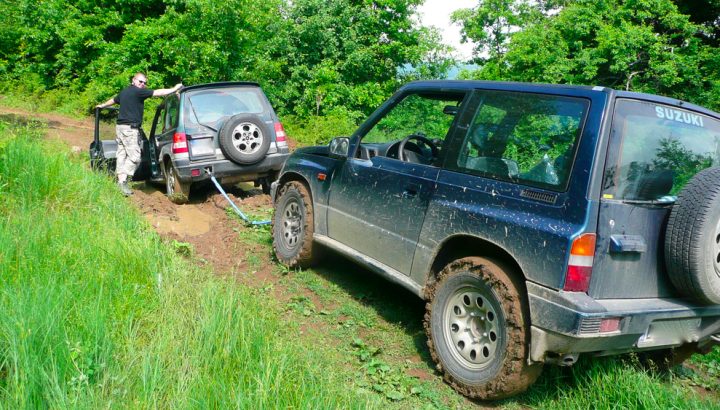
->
[117,123,142,129]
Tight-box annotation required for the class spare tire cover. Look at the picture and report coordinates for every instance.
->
[218,113,271,165]
[665,166,720,304]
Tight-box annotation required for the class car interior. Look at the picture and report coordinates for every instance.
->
[355,92,466,166]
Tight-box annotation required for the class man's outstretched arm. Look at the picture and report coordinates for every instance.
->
[153,83,183,97]
[96,98,116,109]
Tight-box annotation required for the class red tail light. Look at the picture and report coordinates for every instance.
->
[599,317,620,333]
[172,132,188,154]
[564,233,596,292]
[274,123,287,142]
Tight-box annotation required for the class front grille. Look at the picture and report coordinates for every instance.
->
[520,189,558,205]
[578,317,602,335]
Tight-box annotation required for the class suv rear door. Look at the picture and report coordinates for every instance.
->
[591,99,720,299]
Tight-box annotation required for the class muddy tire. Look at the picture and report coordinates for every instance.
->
[638,343,698,370]
[665,167,720,304]
[164,160,190,205]
[272,181,321,268]
[218,114,271,165]
[424,257,542,400]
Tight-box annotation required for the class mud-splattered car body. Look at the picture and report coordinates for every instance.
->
[271,80,720,399]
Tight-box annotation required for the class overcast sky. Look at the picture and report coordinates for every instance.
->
[417,0,478,62]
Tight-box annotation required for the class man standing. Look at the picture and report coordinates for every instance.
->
[96,73,182,195]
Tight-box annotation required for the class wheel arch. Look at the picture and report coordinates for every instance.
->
[425,234,526,291]
[276,171,313,204]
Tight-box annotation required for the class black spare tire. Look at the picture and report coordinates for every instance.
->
[665,167,720,304]
[218,113,271,165]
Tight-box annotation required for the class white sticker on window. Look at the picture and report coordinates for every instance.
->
[654,106,704,127]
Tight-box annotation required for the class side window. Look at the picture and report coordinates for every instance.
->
[163,96,179,133]
[156,103,167,134]
[449,90,589,192]
[363,92,466,146]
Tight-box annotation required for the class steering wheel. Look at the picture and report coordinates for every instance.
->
[398,134,439,163]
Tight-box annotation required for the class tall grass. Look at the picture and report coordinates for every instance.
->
[512,355,720,409]
[0,119,377,409]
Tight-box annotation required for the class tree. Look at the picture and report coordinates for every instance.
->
[453,0,720,111]
[260,0,449,118]
[450,0,541,69]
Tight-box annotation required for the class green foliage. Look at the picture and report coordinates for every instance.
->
[451,0,541,65]
[364,93,459,144]
[454,0,720,111]
[283,109,360,147]
[653,137,715,194]
[262,0,449,117]
[0,0,451,122]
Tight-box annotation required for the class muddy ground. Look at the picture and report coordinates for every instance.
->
[0,105,297,290]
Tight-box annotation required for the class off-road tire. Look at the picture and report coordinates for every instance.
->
[164,160,190,205]
[638,343,698,370]
[665,167,720,304]
[424,257,542,400]
[218,113,271,165]
[272,181,322,268]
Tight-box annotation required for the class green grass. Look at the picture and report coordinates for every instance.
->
[232,227,720,409]
[0,118,380,409]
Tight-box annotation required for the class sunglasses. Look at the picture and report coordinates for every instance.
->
[137,80,147,85]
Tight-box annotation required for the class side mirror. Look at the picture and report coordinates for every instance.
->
[329,137,350,158]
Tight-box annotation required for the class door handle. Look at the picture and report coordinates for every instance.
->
[402,183,421,198]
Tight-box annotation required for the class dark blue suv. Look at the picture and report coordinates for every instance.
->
[270,80,720,399]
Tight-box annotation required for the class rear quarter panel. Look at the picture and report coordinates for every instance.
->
[410,88,609,290]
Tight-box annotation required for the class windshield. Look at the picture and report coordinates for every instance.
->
[603,100,720,201]
[184,87,267,127]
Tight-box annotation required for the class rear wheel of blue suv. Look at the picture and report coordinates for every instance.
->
[425,257,542,399]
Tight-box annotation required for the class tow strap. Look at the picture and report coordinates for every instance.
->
[206,170,272,226]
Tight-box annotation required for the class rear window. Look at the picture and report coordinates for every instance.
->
[184,87,267,128]
[603,100,720,201]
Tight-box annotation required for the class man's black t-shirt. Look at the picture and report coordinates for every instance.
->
[113,85,155,125]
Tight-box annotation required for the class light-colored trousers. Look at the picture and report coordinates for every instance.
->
[115,125,141,177]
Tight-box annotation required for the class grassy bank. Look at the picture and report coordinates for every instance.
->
[0,118,377,408]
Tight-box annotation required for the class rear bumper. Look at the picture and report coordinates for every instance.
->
[528,282,720,362]
[173,153,290,183]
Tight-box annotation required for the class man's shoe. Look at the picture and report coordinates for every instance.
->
[119,181,134,196]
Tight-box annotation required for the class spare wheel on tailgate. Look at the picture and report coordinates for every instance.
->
[665,166,720,304]
[218,113,271,165]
